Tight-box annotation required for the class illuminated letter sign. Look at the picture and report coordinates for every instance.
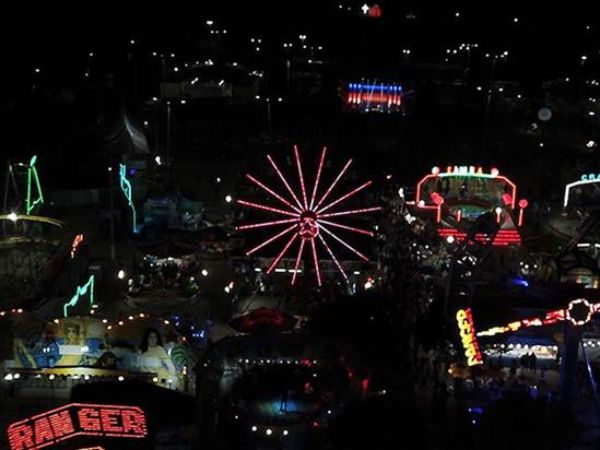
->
[456,308,483,366]
[26,155,44,215]
[63,275,95,317]
[581,173,600,181]
[7,404,147,450]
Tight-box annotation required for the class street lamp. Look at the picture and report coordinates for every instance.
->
[483,50,509,147]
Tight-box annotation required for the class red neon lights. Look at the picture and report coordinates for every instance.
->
[477,299,600,337]
[245,174,302,213]
[71,234,84,259]
[237,146,380,285]
[236,200,300,218]
[368,4,382,18]
[415,166,518,210]
[566,298,595,326]
[518,199,528,227]
[437,228,521,246]
[456,308,483,366]
[430,192,444,206]
[345,83,402,108]
[7,404,147,450]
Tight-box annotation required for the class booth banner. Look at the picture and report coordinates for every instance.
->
[8,315,196,389]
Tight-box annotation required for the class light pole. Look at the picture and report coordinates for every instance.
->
[266,97,272,144]
[482,51,507,148]
[166,100,172,181]
[108,165,116,261]
[256,96,283,145]
[283,42,293,92]
[128,39,138,104]
[86,52,94,79]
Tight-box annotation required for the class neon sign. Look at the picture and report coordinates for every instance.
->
[416,166,517,209]
[477,298,600,337]
[580,173,600,181]
[564,176,600,207]
[118,164,138,233]
[7,403,147,450]
[456,308,483,366]
[26,155,44,214]
[71,234,84,259]
[345,82,403,112]
[438,228,522,246]
[63,275,95,317]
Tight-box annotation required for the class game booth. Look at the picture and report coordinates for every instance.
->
[0,313,197,396]
[409,165,528,246]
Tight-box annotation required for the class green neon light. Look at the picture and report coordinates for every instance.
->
[26,155,44,214]
[63,274,95,317]
[439,173,499,179]
[119,164,138,233]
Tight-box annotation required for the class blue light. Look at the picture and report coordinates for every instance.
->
[510,277,529,287]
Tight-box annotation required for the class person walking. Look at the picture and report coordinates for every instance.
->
[279,389,289,413]
[529,352,537,374]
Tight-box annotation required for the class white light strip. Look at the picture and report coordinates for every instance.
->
[564,178,600,207]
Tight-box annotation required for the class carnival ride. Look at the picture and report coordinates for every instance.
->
[552,173,600,265]
[411,165,528,246]
[0,215,70,303]
[236,146,381,286]
[1,155,76,306]
[3,155,44,215]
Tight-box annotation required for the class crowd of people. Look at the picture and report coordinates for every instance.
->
[126,255,202,298]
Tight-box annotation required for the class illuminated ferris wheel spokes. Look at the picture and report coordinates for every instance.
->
[236,146,381,286]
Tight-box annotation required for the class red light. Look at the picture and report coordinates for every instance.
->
[71,234,84,258]
[368,4,382,17]
[7,404,147,450]
[518,199,529,209]
[477,301,600,337]
[360,378,370,393]
[430,192,444,206]
[437,228,521,246]
[238,147,379,285]
[502,193,513,206]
